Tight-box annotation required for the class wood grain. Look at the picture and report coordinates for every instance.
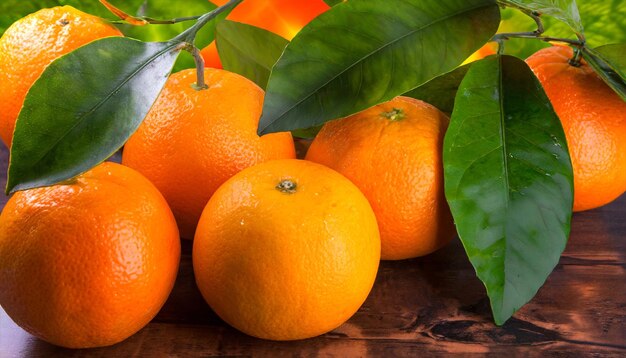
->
[0,143,624,357]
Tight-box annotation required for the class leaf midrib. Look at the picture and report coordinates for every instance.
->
[17,39,180,172]
[497,54,512,321]
[260,1,495,133]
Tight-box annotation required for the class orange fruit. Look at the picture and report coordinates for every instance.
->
[0,162,180,348]
[0,6,122,147]
[201,0,329,68]
[462,43,497,65]
[193,159,380,340]
[306,96,456,260]
[122,68,296,239]
[526,45,626,211]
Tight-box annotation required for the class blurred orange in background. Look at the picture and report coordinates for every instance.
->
[461,43,497,65]
[201,0,330,68]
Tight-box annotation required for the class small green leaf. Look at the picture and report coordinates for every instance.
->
[403,65,470,114]
[444,55,573,325]
[7,38,182,193]
[258,0,500,135]
[216,20,289,89]
[581,45,626,101]
[498,0,584,35]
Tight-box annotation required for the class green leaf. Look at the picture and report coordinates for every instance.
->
[216,20,289,89]
[6,38,182,193]
[497,7,550,58]
[258,0,500,135]
[573,0,626,47]
[120,0,218,72]
[444,55,573,325]
[0,0,140,35]
[0,0,172,36]
[498,0,583,35]
[403,65,470,114]
[291,125,323,139]
[595,44,626,75]
[498,0,626,58]
[323,0,344,6]
[581,45,626,101]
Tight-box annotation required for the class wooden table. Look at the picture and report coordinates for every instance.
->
[0,143,624,357]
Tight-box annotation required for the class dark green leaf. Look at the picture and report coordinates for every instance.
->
[582,45,626,101]
[258,0,500,135]
[444,55,573,325]
[291,125,323,139]
[498,0,583,35]
[403,65,470,114]
[120,0,218,72]
[323,0,344,6]
[216,20,289,89]
[594,43,626,82]
[7,38,182,193]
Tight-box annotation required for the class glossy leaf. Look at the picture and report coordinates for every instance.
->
[7,38,182,193]
[582,45,626,101]
[403,65,470,114]
[444,55,573,325]
[498,0,583,35]
[258,0,500,135]
[216,20,288,89]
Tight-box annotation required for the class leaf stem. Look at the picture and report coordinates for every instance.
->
[491,10,584,47]
[141,15,203,25]
[173,0,243,44]
[109,16,202,25]
[168,0,242,91]
[492,32,584,46]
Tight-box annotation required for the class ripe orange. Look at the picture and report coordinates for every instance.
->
[306,96,456,260]
[201,0,329,68]
[0,6,122,147]
[122,68,296,239]
[0,162,180,348]
[526,45,626,211]
[193,159,380,340]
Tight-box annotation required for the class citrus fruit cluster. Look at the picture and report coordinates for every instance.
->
[1,3,624,350]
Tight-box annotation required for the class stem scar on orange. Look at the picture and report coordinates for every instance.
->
[306,96,457,260]
[0,6,123,147]
[527,45,626,212]
[193,159,380,340]
[122,68,296,239]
